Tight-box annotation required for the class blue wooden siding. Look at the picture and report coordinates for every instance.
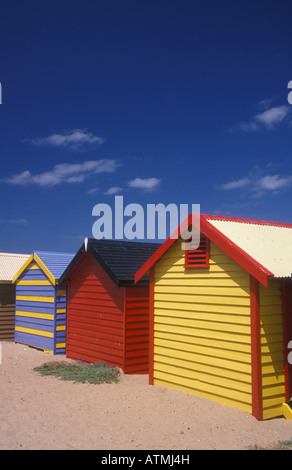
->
[14,260,68,354]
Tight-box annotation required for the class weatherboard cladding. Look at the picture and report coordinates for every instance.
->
[62,239,161,372]
[135,214,292,420]
[14,251,74,354]
[0,253,30,340]
[152,239,253,414]
[0,284,16,340]
[66,253,151,373]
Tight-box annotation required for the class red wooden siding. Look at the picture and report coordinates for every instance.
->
[250,275,263,420]
[66,252,150,373]
[124,286,149,374]
[66,252,125,367]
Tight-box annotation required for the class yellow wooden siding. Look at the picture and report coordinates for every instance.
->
[260,279,285,419]
[153,240,252,414]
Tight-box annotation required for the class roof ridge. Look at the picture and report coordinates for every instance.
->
[0,252,29,256]
[203,214,292,229]
[87,238,161,245]
[34,250,75,254]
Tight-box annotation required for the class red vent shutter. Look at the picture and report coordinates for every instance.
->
[184,235,210,268]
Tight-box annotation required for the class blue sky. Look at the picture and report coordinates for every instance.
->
[0,0,292,254]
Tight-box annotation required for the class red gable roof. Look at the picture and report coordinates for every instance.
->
[134,214,291,288]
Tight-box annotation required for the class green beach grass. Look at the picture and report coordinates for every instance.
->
[33,360,120,384]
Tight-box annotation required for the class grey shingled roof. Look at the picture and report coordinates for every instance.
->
[59,238,161,286]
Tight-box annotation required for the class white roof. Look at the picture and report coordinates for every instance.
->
[0,252,30,282]
[207,218,292,278]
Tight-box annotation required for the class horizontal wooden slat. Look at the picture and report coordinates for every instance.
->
[155,336,251,364]
[154,292,250,306]
[155,276,250,287]
[66,346,123,366]
[154,345,251,374]
[153,369,252,411]
[155,285,249,297]
[155,307,250,325]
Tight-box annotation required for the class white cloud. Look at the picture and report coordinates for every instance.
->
[256,174,292,191]
[86,187,100,195]
[0,218,28,225]
[257,98,276,110]
[128,177,161,191]
[231,104,291,132]
[237,121,260,132]
[254,105,290,129]
[4,159,119,187]
[104,186,123,195]
[219,172,292,197]
[26,129,106,149]
[220,178,250,190]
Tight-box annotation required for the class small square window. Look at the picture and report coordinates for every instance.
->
[184,234,210,268]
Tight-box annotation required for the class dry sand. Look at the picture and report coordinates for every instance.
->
[1,341,292,451]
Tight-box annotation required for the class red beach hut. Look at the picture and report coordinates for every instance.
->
[59,238,160,374]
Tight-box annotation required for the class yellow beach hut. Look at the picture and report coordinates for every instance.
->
[135,214,292,420]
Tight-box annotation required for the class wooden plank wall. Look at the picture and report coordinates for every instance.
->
[152,239,253,414]
[55,288,67,354]
[124,286,149,374]
[66,253,125,368]
[0,283,16,340]
[14,262,57,353]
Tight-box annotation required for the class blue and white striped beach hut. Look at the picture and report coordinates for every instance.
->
[12,251,75,355]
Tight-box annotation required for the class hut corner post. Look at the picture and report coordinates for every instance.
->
[53,287,57,355]
[148,267,155,385]
[282,278,292,402]
[250,275,263,420]
[65,283,69,358]
[122,286,127,374]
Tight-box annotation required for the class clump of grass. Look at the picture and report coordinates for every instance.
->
[249,437,292,450]
[33,360,120,384]
[279,437,292,449]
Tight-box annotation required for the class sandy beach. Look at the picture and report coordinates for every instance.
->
[1,341,292,451]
